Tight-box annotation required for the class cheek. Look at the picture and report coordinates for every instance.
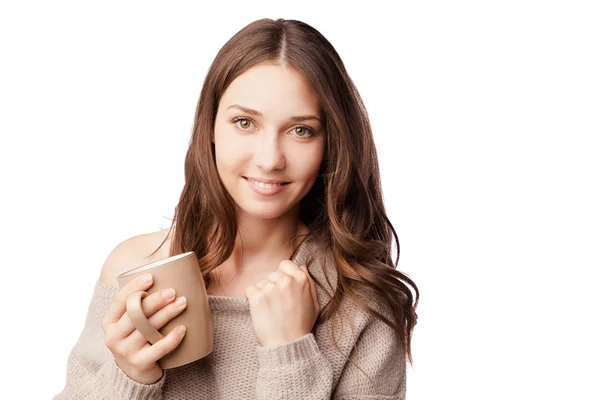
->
[214,131,247,174]
[290,143,325,181]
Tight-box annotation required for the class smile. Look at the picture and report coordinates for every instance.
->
[242,177,290,196]
[247,178,285,188]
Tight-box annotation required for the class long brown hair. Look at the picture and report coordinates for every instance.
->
[150,18,419,367]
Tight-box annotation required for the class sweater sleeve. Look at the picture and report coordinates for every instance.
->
[254,332,334,399]
[331,311,407,399]
[53,279,166,400]
[254,307,406,400]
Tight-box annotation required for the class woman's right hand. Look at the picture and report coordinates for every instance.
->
[101,273,188,384]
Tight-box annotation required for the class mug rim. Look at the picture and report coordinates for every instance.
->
[117,251,196,278]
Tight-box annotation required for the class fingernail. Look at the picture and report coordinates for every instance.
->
[140,274,152,284]
[176,326,186,335]
[174,296,186,306]
[162,288,175,299]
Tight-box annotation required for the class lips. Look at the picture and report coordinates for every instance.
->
[243,176,290,196]
[243,176,291,188]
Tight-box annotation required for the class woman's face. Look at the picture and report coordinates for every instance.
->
[213,63,325,220]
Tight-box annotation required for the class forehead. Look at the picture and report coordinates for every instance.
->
[219,64,320,116]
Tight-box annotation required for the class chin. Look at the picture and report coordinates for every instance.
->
[237,203,291,220]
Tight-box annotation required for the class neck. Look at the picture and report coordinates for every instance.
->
[226,204,309,274]
[232,206,307,261]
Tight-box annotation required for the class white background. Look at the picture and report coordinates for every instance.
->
[1,1,598,399]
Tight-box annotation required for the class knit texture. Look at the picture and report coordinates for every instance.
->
[54,237,406,399]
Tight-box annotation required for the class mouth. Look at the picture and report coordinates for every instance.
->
[242,176,291,189]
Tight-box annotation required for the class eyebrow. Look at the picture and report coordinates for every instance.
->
[226,104,321,123]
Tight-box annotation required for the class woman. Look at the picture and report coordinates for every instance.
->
[55,17,419,399]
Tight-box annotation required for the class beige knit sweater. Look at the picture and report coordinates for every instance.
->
[54,238,406,399]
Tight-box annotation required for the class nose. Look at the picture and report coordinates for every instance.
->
[253,131,286,172]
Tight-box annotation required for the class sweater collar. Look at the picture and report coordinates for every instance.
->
[209,235,338,313]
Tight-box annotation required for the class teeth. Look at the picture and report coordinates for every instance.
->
[248,179,283,189]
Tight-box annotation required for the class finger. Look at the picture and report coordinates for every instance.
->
[137,324,187,365]
[263,280,276,291]
[256,279,276,292]
[245,285,260,301]
[278,261,308,284]
[111,288,178,340]
[266,271,288,284]
[104,273,155,326]
[125,295,188,347]
[255,280,268,290]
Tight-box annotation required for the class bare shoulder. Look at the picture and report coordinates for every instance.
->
[99,228,173,288]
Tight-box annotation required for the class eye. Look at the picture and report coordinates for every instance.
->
[231,115,315,138]
[292,126,315,138]
[233,117,254,130]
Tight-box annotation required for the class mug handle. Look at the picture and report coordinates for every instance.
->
[126,291,165,344]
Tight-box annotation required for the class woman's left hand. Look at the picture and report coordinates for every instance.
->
[245,260,319,348]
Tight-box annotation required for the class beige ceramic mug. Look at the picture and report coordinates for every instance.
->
[116,251,213,369]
